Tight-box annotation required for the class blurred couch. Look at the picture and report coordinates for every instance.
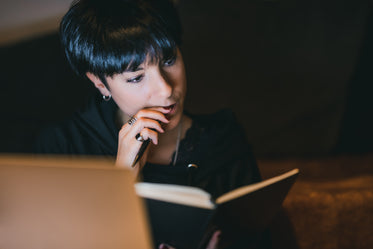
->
[259,154,373,249]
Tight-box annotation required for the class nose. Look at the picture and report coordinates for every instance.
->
[153,68,173,98]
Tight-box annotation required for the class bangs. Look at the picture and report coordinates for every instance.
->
[61,0,182,82]
[96,25,178,76]
[70,17,178,78]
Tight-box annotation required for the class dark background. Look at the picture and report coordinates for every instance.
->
[1,0,373,157]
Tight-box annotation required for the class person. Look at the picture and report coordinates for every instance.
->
[34,0,266,248]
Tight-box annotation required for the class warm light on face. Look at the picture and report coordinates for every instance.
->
[105,49,187,131]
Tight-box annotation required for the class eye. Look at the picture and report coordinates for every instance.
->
[163,56,176,67]
[127,74,144,83]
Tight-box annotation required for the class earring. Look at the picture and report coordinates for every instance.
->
[102,94,112,101]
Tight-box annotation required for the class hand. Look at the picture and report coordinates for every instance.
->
[206,230,221,249]
[115,108,169,171]
[158,230,221,249]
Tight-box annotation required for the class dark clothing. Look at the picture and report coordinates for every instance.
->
[34,94,271,248]
[35,94,261,198]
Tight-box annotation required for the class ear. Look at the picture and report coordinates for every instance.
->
[86,72,111,96]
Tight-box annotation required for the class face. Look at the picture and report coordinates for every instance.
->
[90,48,187,131]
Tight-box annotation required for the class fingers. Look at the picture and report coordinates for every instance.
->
[135,109,170,124]
[116,108,169,169]
[138,128,159,144]
[159,243,176,249]
[157,231,221,249]
[122,109,169,135]
[121,108,170,143]
[120,117,163,145]
[206,230,221,249]
[157,232,220,249]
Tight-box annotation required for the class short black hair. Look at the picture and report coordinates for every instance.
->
[60,0,182,85]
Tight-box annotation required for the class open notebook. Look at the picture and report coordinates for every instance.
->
[0,154,152,249]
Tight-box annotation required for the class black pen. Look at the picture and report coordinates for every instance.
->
[131,139,151,168]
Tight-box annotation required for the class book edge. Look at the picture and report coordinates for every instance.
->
[135,182,216,209]
[215,168,299,204]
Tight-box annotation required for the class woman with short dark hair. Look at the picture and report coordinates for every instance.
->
[35,0,265,248]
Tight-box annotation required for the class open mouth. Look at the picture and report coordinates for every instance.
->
[163,103,177,115]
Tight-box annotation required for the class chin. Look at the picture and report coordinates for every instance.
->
[165,112,183,131]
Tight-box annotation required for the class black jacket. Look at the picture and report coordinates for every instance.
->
[35,94,261,199]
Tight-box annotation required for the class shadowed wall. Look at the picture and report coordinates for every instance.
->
[1,0,373,157]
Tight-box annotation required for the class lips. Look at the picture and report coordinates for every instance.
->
[163,103,175,111]
[163,103,177,115]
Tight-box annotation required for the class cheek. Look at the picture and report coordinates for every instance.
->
[112,89,150,116]
[171,68,187,93]
[180,77,187,99]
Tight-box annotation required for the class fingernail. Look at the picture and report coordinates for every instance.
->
[159,244,168,249]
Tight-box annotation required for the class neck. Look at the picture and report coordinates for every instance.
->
[158,118,182,146]
[148,114,190,165]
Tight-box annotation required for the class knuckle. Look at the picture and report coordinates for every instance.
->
[137,117,146,124]
[136,109,146,117]
[140,118,159,128]
[140,129,149,136]
[142,128,157,139]
[142,127,153,135]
